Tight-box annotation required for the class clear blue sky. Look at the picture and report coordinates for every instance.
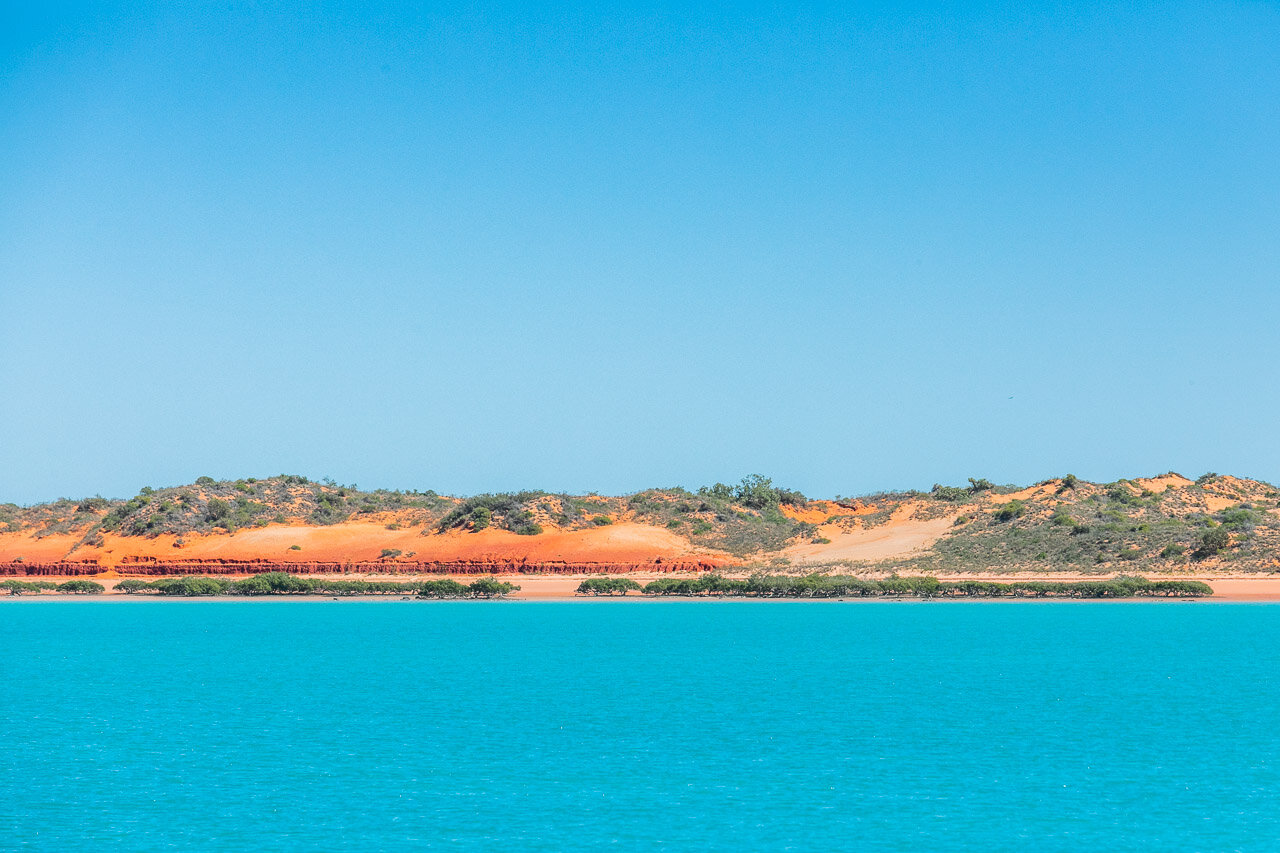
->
[2,2,1278,504]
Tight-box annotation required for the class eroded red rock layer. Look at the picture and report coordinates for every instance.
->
[0,558,721,577]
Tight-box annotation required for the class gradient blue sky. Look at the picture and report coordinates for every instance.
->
[2,1,1278,504]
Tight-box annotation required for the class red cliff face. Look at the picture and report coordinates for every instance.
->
[0,557,723,577]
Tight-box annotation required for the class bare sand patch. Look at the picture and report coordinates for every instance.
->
[784,508,956,563]
[1135,474,1193,493]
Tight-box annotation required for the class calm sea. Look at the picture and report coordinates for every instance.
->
[2,601,1278,851]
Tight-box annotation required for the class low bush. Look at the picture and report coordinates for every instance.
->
[149,577,231,596]
[932,485,971,502]
[0,579,52,595]
[576,577,642,595]
[57,580,105,594]
[994,500,1026,522]
[639,574,1210,599]
[465,578,520,597]
[1194,528,1230,558]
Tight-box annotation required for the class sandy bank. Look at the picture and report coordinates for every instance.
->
[6,572,1280,600]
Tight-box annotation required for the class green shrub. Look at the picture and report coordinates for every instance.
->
[417,579,470,598]
[638,574,1211,599]
[576,577,642,595]
[465,578,520,597]
[1,579,45,595]
[591,516,613,526]
[205,498,231,522]
[229,572,315,595]
[114,579,153,594]
[932,484,971,502]
[149,577,231,596]
[1218,506,1260,530]
[994,500,1026,522]
[379,548,403,559]
[57,580,105,594]
[697,475,805,509]
[1194,528,1230,558]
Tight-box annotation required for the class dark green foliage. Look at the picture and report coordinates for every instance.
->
[0,579,56,595]
[417,579,469,598]
[195,476,216,485]
[1106,484,1143,506]
[591,516,613,526]
[1160,543,1186,559]
[576,577,642,595]
[1058,474,1078,491]
[57,580,105,594]
[148,577,232,596]
[205,498,231,522]
[968,478,994,492]
[639,574,1210,599]
[994,500,1026,522]
[379,549,403,559]
[931,484,971,502]
[1218,506,1260,530]
[1194,527,1230,558]
[697,475,805,509]
[114,579,153,594]
[512,521,543,536]
[437,492,547,533]
[230,572,315,594]
[464,578,520,597]
[310,490,349,525]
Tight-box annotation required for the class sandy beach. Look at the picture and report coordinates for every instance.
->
[7,571,1280,601]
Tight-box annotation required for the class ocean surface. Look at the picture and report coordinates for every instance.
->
[2,601,1278,851]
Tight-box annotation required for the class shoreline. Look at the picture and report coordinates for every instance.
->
[5,571,1280,601]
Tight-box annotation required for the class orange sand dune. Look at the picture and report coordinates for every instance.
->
[1134,474,1193,493]
[780,503,834,524]
[0,522,728,569]
[986,484,1054,503]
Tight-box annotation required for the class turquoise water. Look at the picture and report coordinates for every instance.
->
[2,601,1278,851]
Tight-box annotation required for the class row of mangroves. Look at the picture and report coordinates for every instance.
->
[578,574,1213,598]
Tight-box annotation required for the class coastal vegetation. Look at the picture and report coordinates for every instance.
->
[576,577,643,595]
[5,471,1280,574]
[636,574,1211,598]
[1,579,60,595]
[111,573,520,598]
[55,580,105,594]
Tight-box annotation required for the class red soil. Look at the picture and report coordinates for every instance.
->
[0,521,732,576]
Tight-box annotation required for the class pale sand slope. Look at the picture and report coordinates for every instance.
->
[784,506,957,564]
